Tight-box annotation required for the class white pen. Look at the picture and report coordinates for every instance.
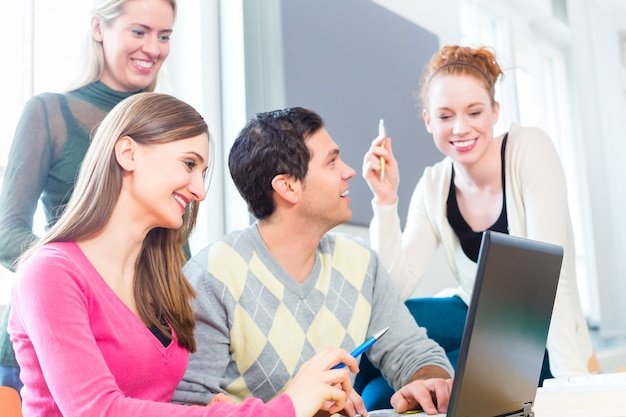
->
[378,119,386,180]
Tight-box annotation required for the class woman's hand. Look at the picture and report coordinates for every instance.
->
[339,388,369,417]
[362,135,399,205]
[207,392,236,406]
[285,347,359,417]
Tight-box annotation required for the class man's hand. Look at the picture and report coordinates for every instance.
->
[390,377,453,415]
[390,365,453,415]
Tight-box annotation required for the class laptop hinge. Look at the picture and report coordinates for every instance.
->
[523,402,534,417]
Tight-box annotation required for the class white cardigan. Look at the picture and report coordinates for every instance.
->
[370,123,593,377]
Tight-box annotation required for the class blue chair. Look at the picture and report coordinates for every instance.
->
[0,385,22,417]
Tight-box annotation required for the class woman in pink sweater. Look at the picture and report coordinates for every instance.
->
[9,92,357,417]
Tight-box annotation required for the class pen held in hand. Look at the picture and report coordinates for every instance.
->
[332,326,390,369]
[378,119,386,180]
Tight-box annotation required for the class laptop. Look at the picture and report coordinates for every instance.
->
[368,231,564,417]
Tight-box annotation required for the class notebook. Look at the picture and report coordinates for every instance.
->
[368,231,564,417]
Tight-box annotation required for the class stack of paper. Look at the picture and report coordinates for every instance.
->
[534,372,626,417]
[540,371,626,392]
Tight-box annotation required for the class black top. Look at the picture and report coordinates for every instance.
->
[446,134,509,262]
[149,317,172,347]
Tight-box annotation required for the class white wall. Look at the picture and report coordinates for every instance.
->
[566,0,626,336]
[168,0,249,253]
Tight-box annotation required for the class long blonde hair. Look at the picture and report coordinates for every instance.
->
[67,0,177,92]
[21,92,207,352]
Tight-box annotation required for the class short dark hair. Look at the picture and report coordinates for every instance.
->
[228,107,324,219]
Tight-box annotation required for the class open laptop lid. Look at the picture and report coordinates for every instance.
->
[447,231,563,417]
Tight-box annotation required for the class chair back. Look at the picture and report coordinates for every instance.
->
[0,386,22,417]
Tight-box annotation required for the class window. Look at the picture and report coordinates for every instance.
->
[512,33,596,316]
[1,1,89,166]
[0,0,89,179]
[460,0,516,135]
[460,0,597,319]
[0,1,89,303]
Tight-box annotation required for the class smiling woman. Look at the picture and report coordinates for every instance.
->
[8,92,209,416]
[363,44,597,385]
[4,92,355,417]
[0,0,177,395]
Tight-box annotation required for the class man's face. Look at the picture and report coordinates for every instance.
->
[297,128,356,230]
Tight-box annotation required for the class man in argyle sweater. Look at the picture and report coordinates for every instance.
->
[174,108,454,416]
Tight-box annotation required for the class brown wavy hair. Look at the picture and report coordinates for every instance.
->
[229,107,323,219]
[21,92,208,352]
[419,45,503,111]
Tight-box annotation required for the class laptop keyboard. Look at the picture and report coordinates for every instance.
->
[365,410,446,416]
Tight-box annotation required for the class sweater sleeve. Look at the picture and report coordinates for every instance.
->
[364,252,454,388]
[0,96,52,271]
[507,126,592,376]
[369,173,441,299]
[173,250,233,405]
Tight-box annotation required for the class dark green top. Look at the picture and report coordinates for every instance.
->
[0,82,137,366]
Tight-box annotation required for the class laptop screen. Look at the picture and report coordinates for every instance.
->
[447,231,563,417]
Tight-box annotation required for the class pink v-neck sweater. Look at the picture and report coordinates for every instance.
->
[9,241,294,417]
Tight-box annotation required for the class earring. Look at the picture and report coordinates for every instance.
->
[127,164,132,169]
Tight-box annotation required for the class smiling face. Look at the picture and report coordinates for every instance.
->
[93,0,174,92]
[423,74,500,168]
[297,128,355,230]
[129,133,209,230]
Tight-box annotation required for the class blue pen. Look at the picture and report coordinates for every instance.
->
[332,327,390,369]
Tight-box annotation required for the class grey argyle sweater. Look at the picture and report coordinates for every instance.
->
[173,225,452,405]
